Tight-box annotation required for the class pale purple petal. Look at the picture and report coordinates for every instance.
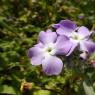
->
[34,43,44,48]
[54,35,72,55]
[38,30,57,44]
[28,46,44,65]
[66,41,78,56]
[42,56,63,75]
[80,40,95,53]
[56,27,72,36]
[78,26,92,38]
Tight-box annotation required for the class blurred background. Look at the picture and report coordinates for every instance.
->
[0,0,95,95]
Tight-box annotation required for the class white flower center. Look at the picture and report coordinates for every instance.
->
[43,43,55,56]
[70,32,84,42]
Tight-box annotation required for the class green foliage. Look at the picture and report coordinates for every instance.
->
[0,0,95,95]
[83,79,95,95]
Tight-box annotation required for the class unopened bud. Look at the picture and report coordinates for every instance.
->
[20,80,33,92]
[80,52,88,60]
[88,52,95,67]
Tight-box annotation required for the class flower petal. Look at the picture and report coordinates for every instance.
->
[53,20,77,36]
[66,41,78,56]
[54,35,72,55]
[80,40,95,53]
[38,29,57,44]
[53,20,77,30]
[78,26,92,38]
[28,46,44,65]
[34,42,44,48]
[56,27,72,36]
[59,20,77,30]
[42,56,63,75]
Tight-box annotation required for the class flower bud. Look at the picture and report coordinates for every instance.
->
[80,52,88,60]
[20,80,33,93]
[88,52,95,67]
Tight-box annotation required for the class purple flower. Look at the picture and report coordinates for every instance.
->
[67,26,95,55]
[28,29,72,75]
[53,20,95,55]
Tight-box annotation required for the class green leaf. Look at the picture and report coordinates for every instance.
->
[0,85,20,95]
[83,80,95,95]
[33,90,50,95]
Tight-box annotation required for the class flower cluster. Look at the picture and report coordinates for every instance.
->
[28,20,95,76]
